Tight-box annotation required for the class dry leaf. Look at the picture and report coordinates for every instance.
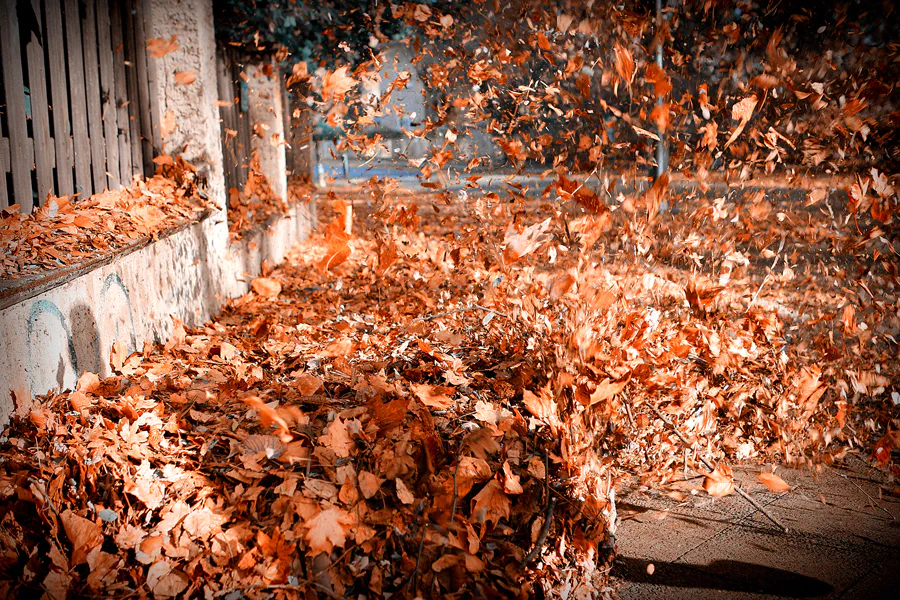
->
[358,471,383,499]
[251,276,282,298]
[174,70,195,85]
[471,479,511,527]
[146,36,178,58]
[321,66,357,102]
[757,472,791,493]
[703,467,735,497]
[412,383,456,409]
[61,510,102,565]
[303,507,354,555]
[724,95,758,148]
[295,373,323,396]
[395,478,415,504]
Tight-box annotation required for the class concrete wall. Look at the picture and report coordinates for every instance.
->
[0,0,315,424]
[0,202,315,424]
[147,0,226,207]
[247,58,288,203]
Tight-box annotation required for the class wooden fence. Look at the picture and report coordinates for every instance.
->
[0,0,157,213]
[216,46,252,203]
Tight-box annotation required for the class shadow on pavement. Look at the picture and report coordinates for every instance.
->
[615,556,834,598]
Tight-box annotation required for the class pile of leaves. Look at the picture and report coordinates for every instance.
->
[3,175,897,597]
[227,153,316,241]
[0,158,215,280]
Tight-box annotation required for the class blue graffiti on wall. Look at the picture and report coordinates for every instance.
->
[25,272,137,396]
[101,273,138,353]
[26,299,78,395]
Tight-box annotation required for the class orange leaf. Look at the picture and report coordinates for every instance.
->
[412,383,456,409]
[295,373,323,396]
[471,479,511,527]
[251,276,282,298]
[358,471,383,499]
[303,507,354,555]
[61,509,103,565]
[587,378,626,407]
[146,35,178,58]
[757,472,791,493]
[395,478,415,504]
[703,467,735,497]
[174,70,195,85]
[242,396,293,442]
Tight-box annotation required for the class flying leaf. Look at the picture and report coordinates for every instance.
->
[724,95,758,148]
[251,276,282,298]
[146,36,178,58]
[503,218,552,263]
[757,472,790,493]
[321,67,357,102]
[703,467,735,497]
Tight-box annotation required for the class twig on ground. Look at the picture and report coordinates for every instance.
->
[406,524,428,594]
[407,304,512,328]
[649,404,789,533]
[450,458,460,524]
[522,496,557,565]
[836,473,896,519]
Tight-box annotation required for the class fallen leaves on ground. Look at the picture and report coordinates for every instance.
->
[1,158,215,280]
[3,183,896,597]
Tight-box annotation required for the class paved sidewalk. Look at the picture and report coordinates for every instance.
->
[614,454,900,599]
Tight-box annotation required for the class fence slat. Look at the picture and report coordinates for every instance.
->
[120,0,144,177]
[0,137,9,209]
[96,0,119,189]
[64,0,93,198]
[140,0,162,154]
[109,0,132,183]
[1,3,34,211]
[82,0,108,194]
[26,0,55,204]
[132,0,155,173]
[45,0,75,197]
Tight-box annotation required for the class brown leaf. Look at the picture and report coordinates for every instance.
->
[251,276,282,298]
[412,383,456,409]
[303,507,354,555]
[295,373,323,396]
[522,387,560,434]
[471,479,511,527]
[146,559,189,598]
[587,378,626,407]
[61,510,102,566]
[321,66,357,102]
[757,472,791,493]
[146,36,178,58]
[318,417,353,457]
[173,70,195,85]
[613,42,635,87]
[502,218,552,262]
[358,471,383,499]
[703,467,735,497]
[242,396,293,442]
[395,478,415,504]
[724,95,758,148]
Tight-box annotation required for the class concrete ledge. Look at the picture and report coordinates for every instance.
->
[0,200,315,425]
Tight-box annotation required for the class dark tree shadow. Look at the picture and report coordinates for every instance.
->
[615,556,833,598]
[69,302,101,375]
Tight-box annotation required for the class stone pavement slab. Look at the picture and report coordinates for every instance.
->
[615,454,900,599]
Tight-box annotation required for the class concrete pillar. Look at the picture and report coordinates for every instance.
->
[247,57,288,204]
[144,0,226,208]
